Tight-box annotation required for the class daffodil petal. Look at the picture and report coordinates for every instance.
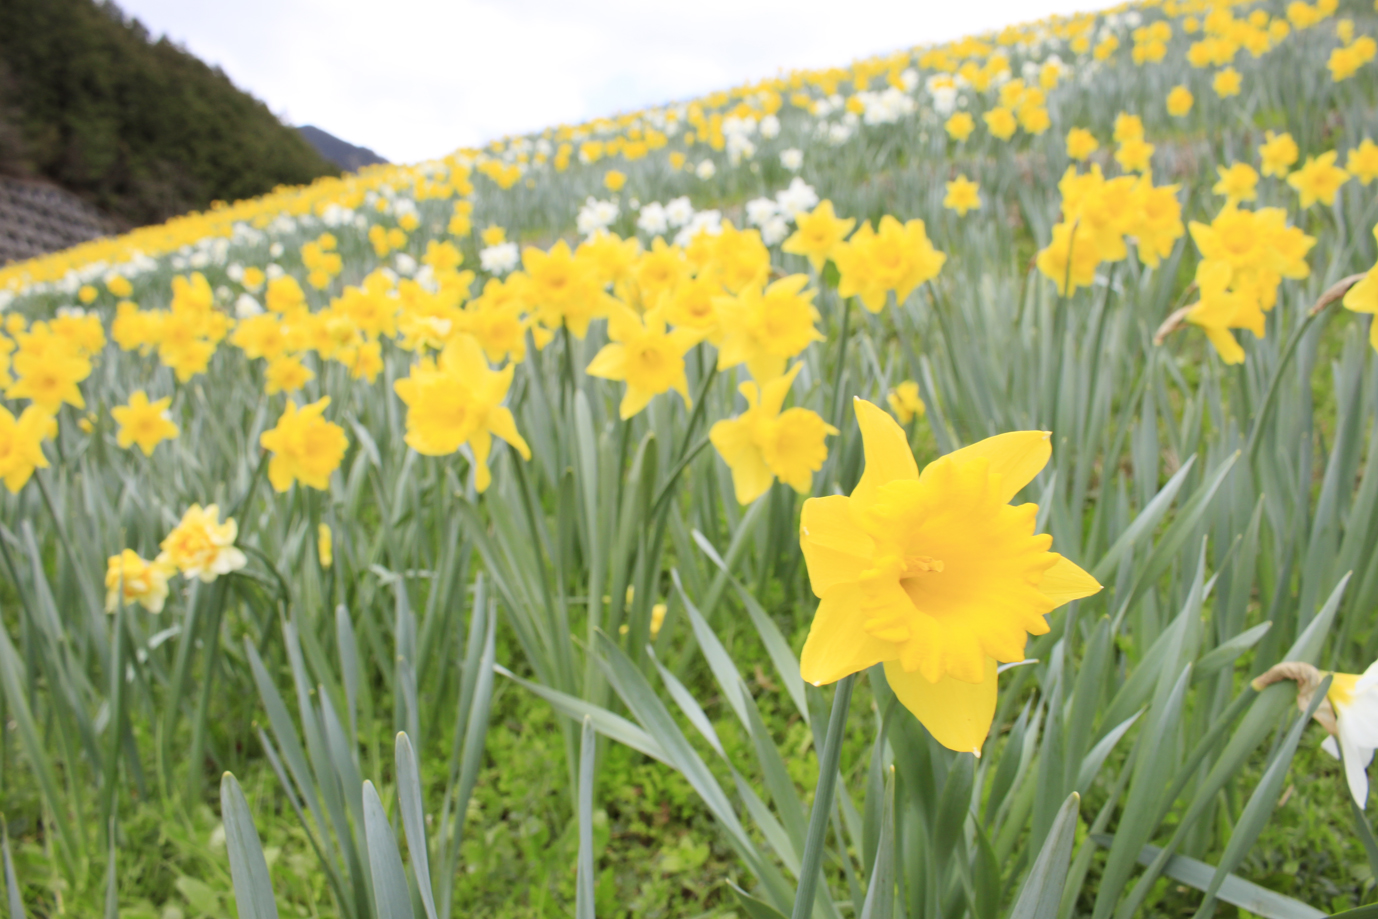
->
[1039,555,1102,606]
[585,343,625,379]
[940,431,1051,503]
[851,397,918,509]
[884,656,998,755]
[799,495,873,596]
[800,582,897,684]
[730,452,775,505]
[758,363,804,416]
[619,386,655,420]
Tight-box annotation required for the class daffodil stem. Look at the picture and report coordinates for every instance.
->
[227,448,269,522]
[791,672,855,919]
[829,298,853,430]
[99,598,127,834]
[34,469,108,663]
[676,359,720,467]
[184,578,230,809]
[1244,306,1322,463]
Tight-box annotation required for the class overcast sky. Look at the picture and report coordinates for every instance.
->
[115,0,1114,164]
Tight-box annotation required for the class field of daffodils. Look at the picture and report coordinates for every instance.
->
[3,0,1378,916]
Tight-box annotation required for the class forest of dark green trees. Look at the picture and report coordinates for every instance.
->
[0,0,337,227]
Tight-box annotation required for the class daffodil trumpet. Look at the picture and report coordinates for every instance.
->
[798,399,1101,753]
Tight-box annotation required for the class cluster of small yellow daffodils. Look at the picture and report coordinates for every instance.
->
[1036,134,1186,294]
[104,504,247,614]
[1183,205,1314,363]
[798,400,1101,753]
[0,309,106,491]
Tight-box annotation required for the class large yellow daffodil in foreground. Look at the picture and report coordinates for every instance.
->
[798,399,1101,753]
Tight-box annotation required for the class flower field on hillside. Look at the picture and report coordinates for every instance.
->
[3,0,1378,916]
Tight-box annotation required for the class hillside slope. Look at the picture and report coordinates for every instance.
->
[0,0,338,228]
[298,124,388,171]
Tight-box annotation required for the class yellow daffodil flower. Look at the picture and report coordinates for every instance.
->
[586,304,702,419]
[710,363,836,505]
[259,397,349,492]
[160,504,247,583]
[798,400,1100,753]
[392,335,530,492]
[1212,162,1260,203]
[715,274,823,381]
[1185,260,1265,364]
[631,238,690,307]
[695,222,771,294]
[1166,85,1194,116]
[834,217,946,313]
[887,381,926,423]
[1288,151,1351,207]
[1114,136,1155,173]
[105,549,175,614]
[1347,139,1378,186]
[522,241,612,338]
[1212,67,1242,97]
[1344,226,1378,352]
[1036,221,1101,296]
[113,390,180,456]
[6,323,91,413]
[1066,128,1099,161]
[944,112,975,143]
[943,176,982,216]
[264,354,315,395]
[984,107,1018,141]
[783,200,856,272]
[0,404,54,493]
[1189,204,1314,311]
[1259,131,1299,177]
[1113,113,1144,144]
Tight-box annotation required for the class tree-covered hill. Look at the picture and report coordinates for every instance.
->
[0,0,339,228]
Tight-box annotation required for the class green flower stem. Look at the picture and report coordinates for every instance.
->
[791,672,855,919]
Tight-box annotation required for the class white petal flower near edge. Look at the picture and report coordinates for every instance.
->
[1254,660,1378,808]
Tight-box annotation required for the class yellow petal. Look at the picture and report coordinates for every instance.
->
[757,362,804,417]
[799,495,873,596]
[800,582,898,685]
[1204,326,1245,364]
[619,385,655,420]
[884,656,998,754]
[1039,555,1102,605]
[939,431,1051,503]
[850,397,918,509]
[585,343,626,380]
[730,453,775,505]
[488,406,531,459]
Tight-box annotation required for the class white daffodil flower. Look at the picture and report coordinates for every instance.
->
[1254,660,1378,808]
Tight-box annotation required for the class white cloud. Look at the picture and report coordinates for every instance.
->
[115,0,1113,163]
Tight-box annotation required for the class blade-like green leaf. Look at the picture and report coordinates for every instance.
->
[858,767,894,919]
[1089,836,1323,919]
[363,780,412,919]
[3,817,28,919]
[220,772,281,919]
[495,664,670,765]
[1010,793,1080,919]
[577,716,597,919]
[395,732,438,919]
[732,882,791,919]
[1189,677,1331,918]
